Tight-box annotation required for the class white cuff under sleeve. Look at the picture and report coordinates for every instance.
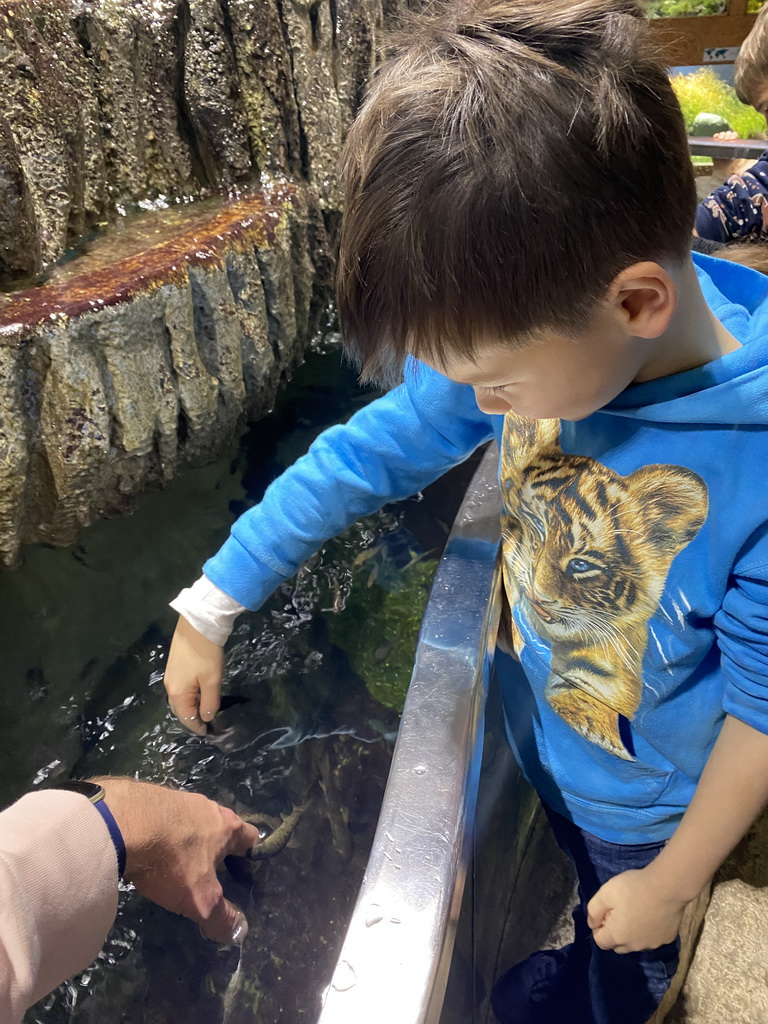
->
[169,575,246,646]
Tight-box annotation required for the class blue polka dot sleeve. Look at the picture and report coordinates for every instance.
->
[695,148,768,243]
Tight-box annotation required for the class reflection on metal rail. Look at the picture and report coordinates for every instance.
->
[318,444,502,1024]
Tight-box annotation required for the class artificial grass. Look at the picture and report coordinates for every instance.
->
[672,67,767,137]
[648,0,767,15]
[648,0,726,15]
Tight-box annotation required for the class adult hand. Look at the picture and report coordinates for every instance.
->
[164,616,224,735]
[586,866,689,954]
[94,777,259,943]
[713,130,740,141]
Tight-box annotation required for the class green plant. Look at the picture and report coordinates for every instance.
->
[328,556,439,712]
[672,67,767,137]
[647,0,725,16]
[748,1,765,13]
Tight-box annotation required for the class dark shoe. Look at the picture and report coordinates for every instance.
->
[491,946,587,1024]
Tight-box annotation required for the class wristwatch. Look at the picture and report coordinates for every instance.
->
[52,780,126,878]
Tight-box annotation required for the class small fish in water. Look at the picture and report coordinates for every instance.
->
[243,804,306,861]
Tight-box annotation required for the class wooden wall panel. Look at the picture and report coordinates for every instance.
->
[649,0,758,67]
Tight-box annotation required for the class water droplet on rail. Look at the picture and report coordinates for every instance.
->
[365,905,383,927]
[413,765,427,775]
[331,960,357,992]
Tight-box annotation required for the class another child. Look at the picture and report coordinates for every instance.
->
[733,0,768,118]
[695,139,768,242]
[696,2,768,241]
[165,2,768,1022]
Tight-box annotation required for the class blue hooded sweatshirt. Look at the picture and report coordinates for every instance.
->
[205,253,768,844]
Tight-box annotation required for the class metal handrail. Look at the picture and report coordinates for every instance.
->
[688,136,767,159]
[318,444,502,1024]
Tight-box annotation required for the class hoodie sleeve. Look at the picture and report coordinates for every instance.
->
[694,149,768,243]
[202,362,495,609]
[715,533,768,733]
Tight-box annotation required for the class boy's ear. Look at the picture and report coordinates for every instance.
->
[608,262,677,340]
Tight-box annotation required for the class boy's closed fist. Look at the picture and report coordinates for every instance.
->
[164,617,224,735]
[587,867,688,954]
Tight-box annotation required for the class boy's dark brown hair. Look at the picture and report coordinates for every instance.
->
[734,3,768,107]
[338,0,697,385]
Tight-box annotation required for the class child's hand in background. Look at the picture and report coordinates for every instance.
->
[711,131,755,179]
[164,617,224,734]
[587,867,688,954]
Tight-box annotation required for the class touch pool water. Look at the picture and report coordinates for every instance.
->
[0,340,479,1024]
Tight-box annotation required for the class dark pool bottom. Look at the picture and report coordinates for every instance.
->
[0,341,480,1024]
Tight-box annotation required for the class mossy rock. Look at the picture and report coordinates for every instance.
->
[328,558,439,713]
[690,112,732,136]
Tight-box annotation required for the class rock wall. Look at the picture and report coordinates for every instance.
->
[0,0,399,566]
[0,186,328,567]
[0,0,388,283]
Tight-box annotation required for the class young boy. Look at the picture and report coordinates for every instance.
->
[165,1,768,1021]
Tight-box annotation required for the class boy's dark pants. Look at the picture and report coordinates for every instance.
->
[528,806,679,1024]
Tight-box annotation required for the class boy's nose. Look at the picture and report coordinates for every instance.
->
[473,388,513,415]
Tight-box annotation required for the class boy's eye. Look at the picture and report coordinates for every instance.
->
[478,385,509,395]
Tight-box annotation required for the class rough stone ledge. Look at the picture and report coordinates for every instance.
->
[0,182,329,569]
[0,0,390,285]
[0,183,299,335]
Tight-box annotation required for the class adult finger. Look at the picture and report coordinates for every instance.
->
[200,892,249,945]
[217,805,261,859]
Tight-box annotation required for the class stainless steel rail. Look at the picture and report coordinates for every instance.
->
[318,444,502,1024]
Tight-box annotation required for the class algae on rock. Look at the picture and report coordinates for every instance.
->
[328,556,439,712]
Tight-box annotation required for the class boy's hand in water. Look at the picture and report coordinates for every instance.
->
[94,778,259,943]
[164,617,224,734]
[587,866,688,953]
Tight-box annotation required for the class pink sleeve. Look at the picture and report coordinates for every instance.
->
[0,791,118,1023]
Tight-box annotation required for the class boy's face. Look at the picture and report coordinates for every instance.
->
[429,305,648,422]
